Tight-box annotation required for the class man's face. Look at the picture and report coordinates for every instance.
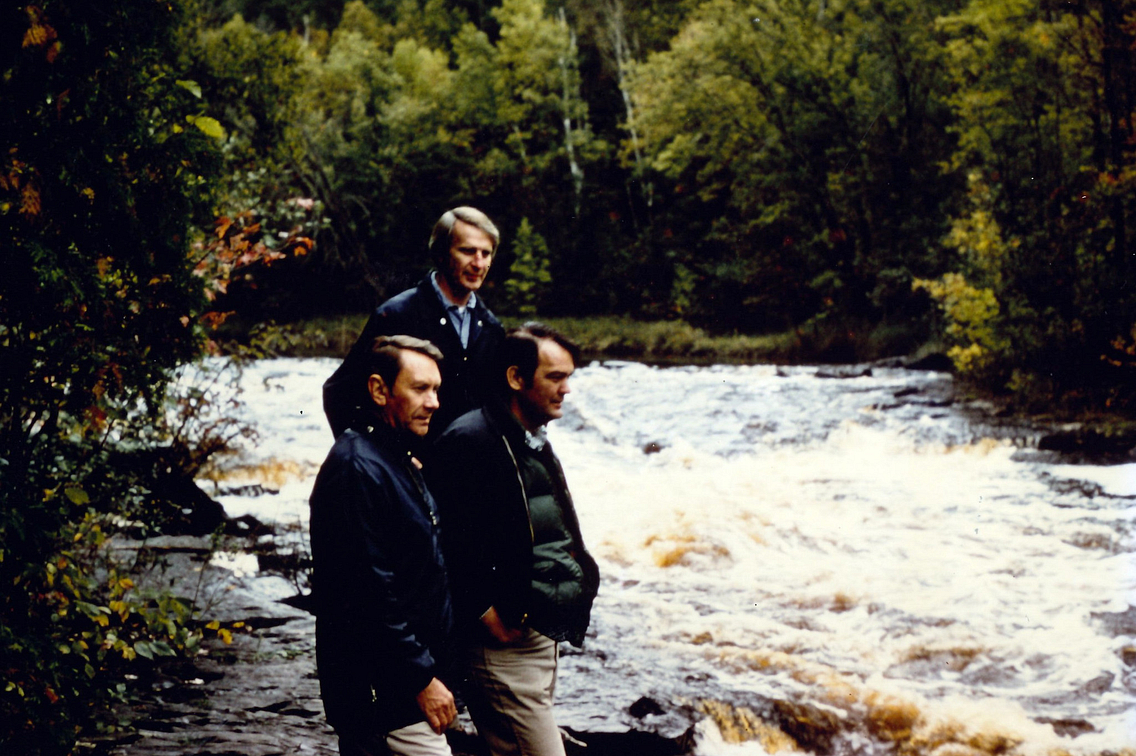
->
[440,219,494,297]
[512,340,574,430]
[372,350,442,437]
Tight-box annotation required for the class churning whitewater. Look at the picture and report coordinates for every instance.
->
[201,357,1135,755]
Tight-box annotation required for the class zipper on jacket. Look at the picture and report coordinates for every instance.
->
[500,435,534,544]
[404,451,439,527]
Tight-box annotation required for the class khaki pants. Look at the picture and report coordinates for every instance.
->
[339,721,452,756]
[464,628,565,756]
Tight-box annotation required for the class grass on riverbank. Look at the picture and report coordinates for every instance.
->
[222,313,928,366]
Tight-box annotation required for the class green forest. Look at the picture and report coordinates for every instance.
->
[2,0,1135,752]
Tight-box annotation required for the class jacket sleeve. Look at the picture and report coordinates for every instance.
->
[322,310,386,438]
[431,426,529,627]
[314,453,437,698]
[430,430,491,620]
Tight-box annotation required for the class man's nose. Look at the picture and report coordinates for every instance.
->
[425,389,440,409]
[471,251,490,268]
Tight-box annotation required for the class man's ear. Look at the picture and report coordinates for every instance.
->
[505,365,526,392]
[368,374,389,406]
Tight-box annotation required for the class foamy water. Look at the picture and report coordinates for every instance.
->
[197,358,1136,755]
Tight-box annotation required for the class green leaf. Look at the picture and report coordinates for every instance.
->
[176,79,203,98]
[151,640,176,657]
[186,115,226,140]
[133,641,154,659]
[64,487,89,505]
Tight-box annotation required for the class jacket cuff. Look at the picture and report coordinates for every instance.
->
[403,662,436,701]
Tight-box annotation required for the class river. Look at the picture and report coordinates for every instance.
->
[198,357,1135,755]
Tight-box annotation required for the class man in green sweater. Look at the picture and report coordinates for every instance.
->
[429,323,600,756]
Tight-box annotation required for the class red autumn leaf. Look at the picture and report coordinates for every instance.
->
[200,310,233,329]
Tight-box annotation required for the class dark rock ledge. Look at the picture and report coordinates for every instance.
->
[73,538,699,756]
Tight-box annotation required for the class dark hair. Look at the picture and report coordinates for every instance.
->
[365,335,443,391]
[495,322,581,395]
[428,207,500,265]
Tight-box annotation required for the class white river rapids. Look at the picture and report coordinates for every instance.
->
[199,358,1135,756]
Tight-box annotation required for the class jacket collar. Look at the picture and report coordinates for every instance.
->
[413,274,501,346]
[363,418,428,463]
[429,270,479,312]
[484,398,545,451]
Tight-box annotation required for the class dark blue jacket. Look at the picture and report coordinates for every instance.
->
[322,276,504,439]
[309,423,454,736]
[430,402,599,648]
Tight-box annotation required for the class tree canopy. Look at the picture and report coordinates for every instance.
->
[173,0,1135,412]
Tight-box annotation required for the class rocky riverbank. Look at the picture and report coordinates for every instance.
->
[74,531,857,756]
[74,535,333,756]
[73,533,698,756]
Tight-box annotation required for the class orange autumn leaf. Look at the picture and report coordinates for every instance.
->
[22,6,57,50]
[22,24,47,47]
[200,310,232,329]
[288,237,313,256]
[20,184,41,217]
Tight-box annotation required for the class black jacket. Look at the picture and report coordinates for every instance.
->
[322,276,505,439]
[309,423,454,736]
[430,402,599,647]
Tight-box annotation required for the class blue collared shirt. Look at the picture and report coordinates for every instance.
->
[430,271,478,349]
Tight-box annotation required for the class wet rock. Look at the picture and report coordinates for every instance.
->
[78,543,336,756]
[1090,605,1136,636]
[1042,473,1107,499]
[904,353,954,372]
[563,728,685,756]
[145,468,228,536]
[1034,717,1097,738]
[255,550,312,576]
[218,484,280,497]
[1038,429,1136,457]
[629,696,667,718]
[1077,672,1115,696]
[246,700,321,718]
[815,366,873,379]
[772,699,841,754]
[224,514,269,537]
[112,534,218,555]
[280,592,316,613]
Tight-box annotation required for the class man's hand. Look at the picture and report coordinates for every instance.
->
[480,605,524,645]
[416,677,457,734]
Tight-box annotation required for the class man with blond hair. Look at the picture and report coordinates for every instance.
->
[323,207,505,439]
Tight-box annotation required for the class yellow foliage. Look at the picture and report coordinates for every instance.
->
[913,273,1007,376]
[944,174,1019,286]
